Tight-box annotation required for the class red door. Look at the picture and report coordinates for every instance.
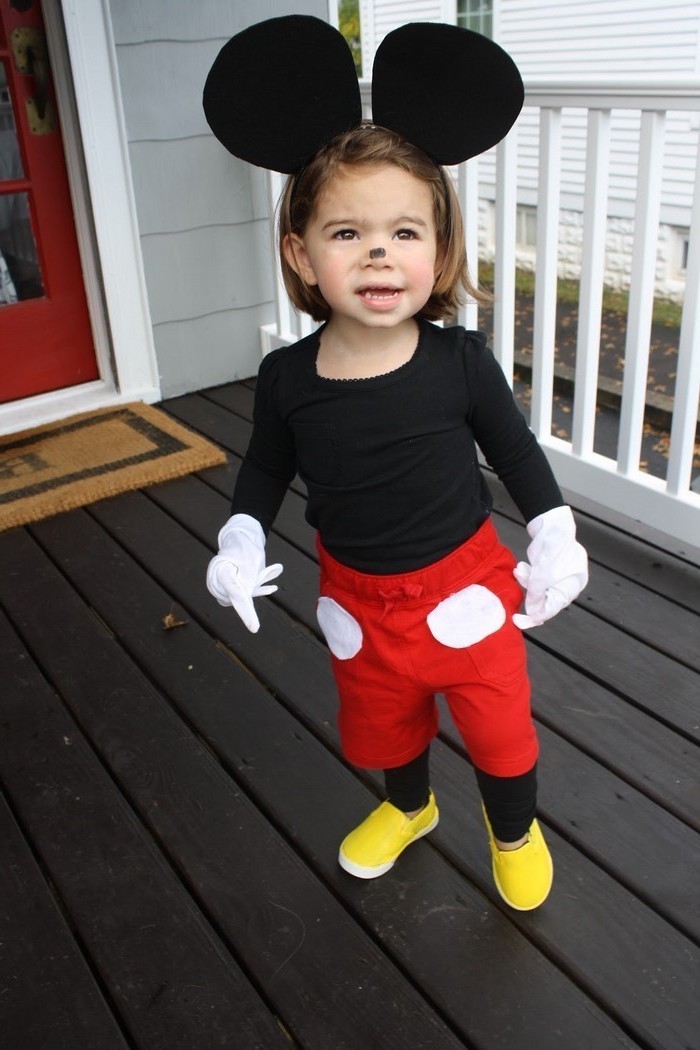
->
[0,0,98,404]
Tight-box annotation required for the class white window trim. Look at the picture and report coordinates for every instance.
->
[0,0,160,436]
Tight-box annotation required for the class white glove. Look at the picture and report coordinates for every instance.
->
[512,505,588,630]
[206,513,283,633]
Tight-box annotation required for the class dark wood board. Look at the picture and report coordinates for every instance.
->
[0,791,130,1050]
[0,607,289,1050]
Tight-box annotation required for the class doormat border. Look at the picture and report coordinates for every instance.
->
[0,402,226,531]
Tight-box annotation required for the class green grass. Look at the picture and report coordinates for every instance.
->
[477,264,682,330]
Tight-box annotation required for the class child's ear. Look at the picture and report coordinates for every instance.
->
[283,233,318,286]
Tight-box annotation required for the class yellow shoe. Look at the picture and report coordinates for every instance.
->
[339,792,439,879]
[482,804,553,911]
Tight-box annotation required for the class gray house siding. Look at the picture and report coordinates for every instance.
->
[108,0,328,397]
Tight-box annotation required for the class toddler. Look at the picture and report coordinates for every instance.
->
[203,16,588,910]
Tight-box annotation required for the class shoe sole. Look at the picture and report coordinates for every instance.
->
[338,810,440,879]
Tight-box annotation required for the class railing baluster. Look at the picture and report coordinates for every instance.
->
[617,110,666,477]
[494,131,518,384]
[266,170,294,342]
[531,106,562,441]
[458,156,479,331]
[666,135,700,497]
[297,311,315,338]
[572,108,611,457]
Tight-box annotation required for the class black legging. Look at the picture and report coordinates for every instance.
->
[384,745,538,843]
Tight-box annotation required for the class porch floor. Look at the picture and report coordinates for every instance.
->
[2,380,699,1050]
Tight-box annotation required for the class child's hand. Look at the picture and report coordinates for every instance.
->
[512,506,588,629]
[206,513,283,633]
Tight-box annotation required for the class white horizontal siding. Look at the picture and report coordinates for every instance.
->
[499,0,700,76]
[504,40,698,77]
[366,0,700,75]
[360,0,454,73]
[490,1,700,221]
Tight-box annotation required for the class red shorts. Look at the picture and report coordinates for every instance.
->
[316,518,538,776]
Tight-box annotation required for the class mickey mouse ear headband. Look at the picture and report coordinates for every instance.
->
[203,15,524,174]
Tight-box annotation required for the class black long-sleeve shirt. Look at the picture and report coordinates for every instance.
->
[231,317,563,573]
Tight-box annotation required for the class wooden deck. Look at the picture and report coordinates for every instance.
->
[2,379,699,1050]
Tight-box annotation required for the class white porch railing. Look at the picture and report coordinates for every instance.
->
[261,78,700,551]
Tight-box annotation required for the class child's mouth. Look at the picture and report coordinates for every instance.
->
[357,286,402,303]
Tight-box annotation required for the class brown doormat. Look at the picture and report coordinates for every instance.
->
[0,402,226,531]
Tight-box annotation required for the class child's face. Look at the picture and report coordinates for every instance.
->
[285,164,441,331]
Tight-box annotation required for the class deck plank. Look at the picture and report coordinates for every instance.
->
[0,600,288,1050]
[0,791,130,1050]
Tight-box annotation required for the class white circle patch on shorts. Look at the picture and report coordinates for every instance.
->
[427,584,506,649]
[317,596,363,659]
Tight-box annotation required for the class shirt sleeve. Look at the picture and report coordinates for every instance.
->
[230,353,297,533]
[465,336,564,522]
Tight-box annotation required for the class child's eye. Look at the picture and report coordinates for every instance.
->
[333,229,357,240]
[395,228,418,240]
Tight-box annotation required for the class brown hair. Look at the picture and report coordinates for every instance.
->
[278,124,486,322]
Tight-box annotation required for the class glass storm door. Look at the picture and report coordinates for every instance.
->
[0,0,98,404]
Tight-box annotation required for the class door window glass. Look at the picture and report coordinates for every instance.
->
[0,61,43,304]
[0,60,24,178]
[0,192,43,303]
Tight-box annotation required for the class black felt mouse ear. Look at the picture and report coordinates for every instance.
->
[371,23,524,166]
[204,17,523,173]
[203,15,362,174]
